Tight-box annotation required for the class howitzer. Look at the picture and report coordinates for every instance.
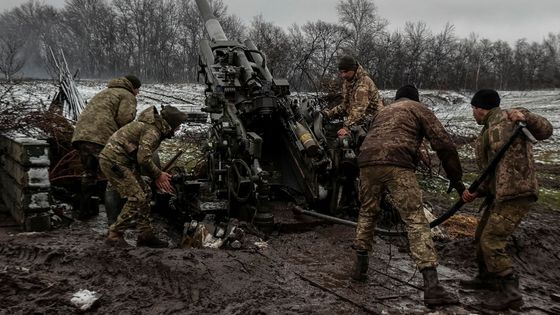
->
[191,0,336,228]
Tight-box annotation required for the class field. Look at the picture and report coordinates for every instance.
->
[1,80,559,314]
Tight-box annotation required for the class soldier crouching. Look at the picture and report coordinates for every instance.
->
[100,105,188,248]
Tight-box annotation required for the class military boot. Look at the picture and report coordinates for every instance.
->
[137,231,168,248]
[104,189,125,226]
[422,267,459,307]
[350,251,369,281]
[480,274,523,310]
[105,230,129,247]
[76,193,100,220]
[460,260,498,290]
[460,273,499,290]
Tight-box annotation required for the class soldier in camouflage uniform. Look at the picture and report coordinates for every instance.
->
[322,55,382,138]
[100,105,188,248]
[322,56,382,212]
[461,89,553,310]
[71,75,141,220]
[352,85,465,307]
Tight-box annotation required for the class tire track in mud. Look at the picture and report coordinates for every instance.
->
[141,89,198,105]
[0,229,300,314]
[140,88,204,112]
[0,234,202,312]
[0,244,75,314]
[0,244,43,264]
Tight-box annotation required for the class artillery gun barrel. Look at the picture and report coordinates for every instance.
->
[195,0,227,42]
[199,39,215,66]
[244,39,273,82]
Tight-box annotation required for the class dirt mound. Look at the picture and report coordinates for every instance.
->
[442,214,479,239]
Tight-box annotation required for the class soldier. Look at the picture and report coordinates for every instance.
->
[461,89,553,310]
[100,105,188,248]
[352,85,465,307]
[71,75,141,220]
[322,55,382,138]
[322,55,382,212]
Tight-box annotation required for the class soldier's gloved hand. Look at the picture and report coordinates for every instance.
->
[447,180,466,197]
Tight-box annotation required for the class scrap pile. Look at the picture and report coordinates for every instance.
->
[48,47,85,122]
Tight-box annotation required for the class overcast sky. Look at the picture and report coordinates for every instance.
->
[2,0,559,44]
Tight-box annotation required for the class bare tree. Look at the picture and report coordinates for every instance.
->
[402,21,431,87]
[11,0,61,76]
[299,21,349,91]
[540,33,560,87]
[423,23,456,89]
[0,10,26,79]
[62,0,117,77]
[336,0,386,54]
[248,15,291,78]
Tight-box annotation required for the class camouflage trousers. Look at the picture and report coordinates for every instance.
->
[99,158,153,234]
[475,196,533,275]
[76,141,104,186]
[354,165,438,270]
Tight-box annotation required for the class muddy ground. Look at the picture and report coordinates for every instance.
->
[2,159,560,315]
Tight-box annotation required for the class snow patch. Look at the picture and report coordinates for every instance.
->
[254,241,268,250]
[27,167,50,187]
[28,148,50,166]
[70,289,100,310]
[29,192,50,209]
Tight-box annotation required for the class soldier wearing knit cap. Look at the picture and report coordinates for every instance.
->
[124,75,142,90]
[470,89,500,110]
[100,105,188,248]
[322,55,383,212]
[461,89,553,310]
[394,84,420,102]
[352,84,464,307]
[337,55,358,72]
[71,75,142,220]
[323,55,382,138]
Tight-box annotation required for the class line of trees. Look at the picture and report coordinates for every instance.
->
[1,0,559,91]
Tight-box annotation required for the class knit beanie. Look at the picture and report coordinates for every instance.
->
[337,55,358,71]
[470,89,500,109]
[395,85,420,102]
[125,75,141,89]
[161,106,188,129]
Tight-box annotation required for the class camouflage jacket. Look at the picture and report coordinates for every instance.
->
[72,77,137,146]
[475,107,553,202]
[324,65,381,129]
[358,98,462,182]
[99,106,172,180]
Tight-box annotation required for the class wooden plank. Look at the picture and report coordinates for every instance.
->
[0,134,50,167]
[1,154,50,188]
[0,170,50,215]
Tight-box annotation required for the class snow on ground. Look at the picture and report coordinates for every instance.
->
[2,80,559,163]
